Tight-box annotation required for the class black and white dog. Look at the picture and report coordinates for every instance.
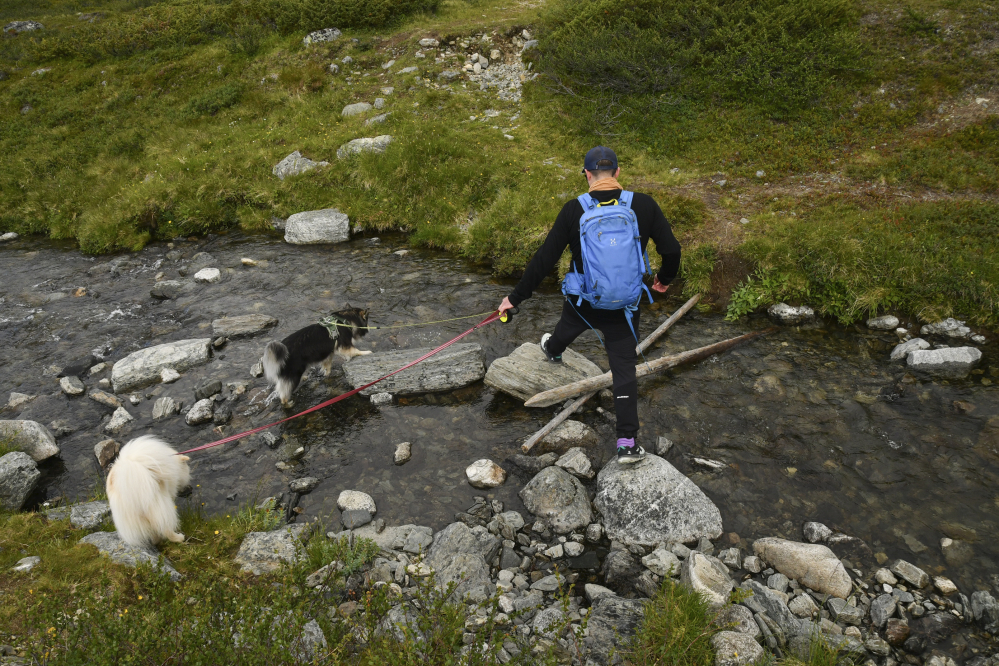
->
[262,306,371,408]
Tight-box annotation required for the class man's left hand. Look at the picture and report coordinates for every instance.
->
[498,296,515,314]
[651,276,669,293]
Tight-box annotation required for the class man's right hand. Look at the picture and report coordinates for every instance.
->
[651,276,669,293]
[498,296,515,314]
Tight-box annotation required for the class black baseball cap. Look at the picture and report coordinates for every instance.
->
[582,146,618,173]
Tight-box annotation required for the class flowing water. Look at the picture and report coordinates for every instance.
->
[1,232,997,596]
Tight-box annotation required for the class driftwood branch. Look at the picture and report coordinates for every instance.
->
[520,295,701,453]
[524,328,775,408]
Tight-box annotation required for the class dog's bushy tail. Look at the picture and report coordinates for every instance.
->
[262,341,288,387]
[107,435,190,547]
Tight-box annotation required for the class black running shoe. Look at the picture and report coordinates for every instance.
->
[540,333,562,363]
[616,438,646,464]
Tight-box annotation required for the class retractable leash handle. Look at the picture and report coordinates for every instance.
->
[499,306,519,323]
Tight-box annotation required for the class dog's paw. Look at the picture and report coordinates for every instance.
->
[281,400,295,409]
[168,532,186,543]
[359,350,373,356]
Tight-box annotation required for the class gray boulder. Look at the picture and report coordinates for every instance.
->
[532,607,564,639]
[803,521,832,543]
[272,151,328,180]
[424,522,498,602]
[336,135,393,159]
[343,343,485,395]
[753,537,852,599]
[150,280,184,300]
[483,342,602,402]
[234,524,311,575]
[341,102,373,117]
[292,619,327,662]
[211,314,278,339]
[890,559,929,588]
[104,407,134,434]
[284,208,350,245]
[289,477,319,494]
[594,455,722,547]
[302,27,340,45]
[907,347,982,378]
[712,631,764,666]
[584,596,646,665]
[555,447,594,479]
[111,339,212,392]
[537,419,600,455]
[60,376,85,396]
[870,593,896,627]
[715,604,761,638]
[0,452,40,510]
[680,552,733,606]
[152,397,180,419]
[70,501,112,529]
[518,466,592,534]
[4,21,44,33]
[94,439,119,467]
[0,420,60,461]
[890,337,930,360]
[185,399,213,426]
[768,303,815,324]
[867,315,900,330]
[920,318,971,339]
[744,581,801,636]
[642,548,681,577]
[328,523,432,554]
[80,531,181,581]
[970,591,999,633]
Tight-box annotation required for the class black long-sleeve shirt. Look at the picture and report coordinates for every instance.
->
[508,189,682,307]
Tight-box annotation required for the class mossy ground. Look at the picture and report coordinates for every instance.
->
[0,1,995,324]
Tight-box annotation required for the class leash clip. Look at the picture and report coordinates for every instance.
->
[499,306,519,324]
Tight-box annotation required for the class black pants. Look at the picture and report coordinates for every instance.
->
[546,299,640,440]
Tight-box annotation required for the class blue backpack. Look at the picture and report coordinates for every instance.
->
[561,190,652,339]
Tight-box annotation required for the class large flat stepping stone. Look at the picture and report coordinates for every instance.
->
[234,524,311,575]
[111,339,212,393]
[211,314,278,339]
[327,523,433,554]
[79,532,181,581]
[594,454,723,547]
[0,420,60,461]
[46,500,111,529]
[343,343,485,395]
[484,343,602,402]
[284,208,350,245]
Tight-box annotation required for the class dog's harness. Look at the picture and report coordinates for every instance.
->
[318,314,349,340]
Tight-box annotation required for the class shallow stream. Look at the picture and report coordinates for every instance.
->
[1,232,996,594]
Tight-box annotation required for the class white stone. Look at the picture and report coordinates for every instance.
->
[585,583,616,601]
[0,232,19,241]
[890,337,930,360]
[336,135,393,159]
[418,38,438,47]
[907,347,981,377]
[272,151,328,180]
[193,267,221,283]
[342,102,373,117]
[160,367,180,383]
[642,548,681,576]
[544,544,564,558]
[111,339,211,393]
[712,631,765,666]
[59,376,84,395]
[867,315,900,330]
[803,521,832,543]
[104,407,134,434]
[7,393,34,409]
[370,392,393,405]
[302,28,340,45]
[555,447,594,479]
[874,568,897,585]
[564,541,584,557]
[12,556,41,572]
[466,459,506,488]
[768,303,815,324]
[934,576,958,596]
[920,318,972,339]
[753,538,852,599]
[0,420,60,461]
[789,593,820,618]
[337,490,376,514]
[393,442,411,465]
[284,208,350,245]
[185,399,213,425]
[680,552,733,606]
[594,455,723,547]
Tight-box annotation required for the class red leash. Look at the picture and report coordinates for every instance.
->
[178,311,502,455]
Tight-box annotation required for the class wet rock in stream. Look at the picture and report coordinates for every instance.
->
[483,342,603,401]
[111,338,212,393]
[0,420,60,461]
[343,343,485,395]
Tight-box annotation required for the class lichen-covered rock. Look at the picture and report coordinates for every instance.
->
[0,452,40,510]
[272,151,328,180]
[712,631,765,666]
[111,339,211,393]
[518,466,592,534]
[233,524,311,575]
[0,420,60,461]
[465,459,506,488]
[80,531,181,581]
[890,337,930,360]
[337,490,376,514]
[584,596,646,665]
[104,407,134,434]
[302,27,340,45]
[906,347,982,378]
[336,135,393,159]
[343,343,485,395]
[537,420,600,455]
[768,303,815,324]
[594,455,723,547]
[484,343,602,402]
[680,552,733,606]
[554,447,595,478]
[284,208,350,245]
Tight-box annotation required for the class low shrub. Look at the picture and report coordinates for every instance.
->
[184,82,244,117]
[627,578,719,665]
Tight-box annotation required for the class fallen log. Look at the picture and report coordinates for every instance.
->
[523,328,775,408]
[520,294,700,453]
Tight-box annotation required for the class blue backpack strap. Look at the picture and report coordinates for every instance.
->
[577,193,597,211]
[618,190,634,209]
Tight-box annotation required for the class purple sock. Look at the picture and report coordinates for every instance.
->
[616,437,635,449]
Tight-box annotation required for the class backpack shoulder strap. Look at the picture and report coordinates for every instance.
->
[618,190,634,208]
[577,193,597,212]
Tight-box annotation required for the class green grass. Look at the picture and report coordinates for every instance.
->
[626,578,719,665]
[0,0,996,326]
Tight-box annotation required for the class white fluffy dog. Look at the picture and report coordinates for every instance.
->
[107,435,191,548]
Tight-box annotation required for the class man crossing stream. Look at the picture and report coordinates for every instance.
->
[498,146,682,464]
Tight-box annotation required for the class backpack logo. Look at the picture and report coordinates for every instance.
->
[609,238,617,246]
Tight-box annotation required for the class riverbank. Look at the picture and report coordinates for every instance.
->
[1,0,997,326]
